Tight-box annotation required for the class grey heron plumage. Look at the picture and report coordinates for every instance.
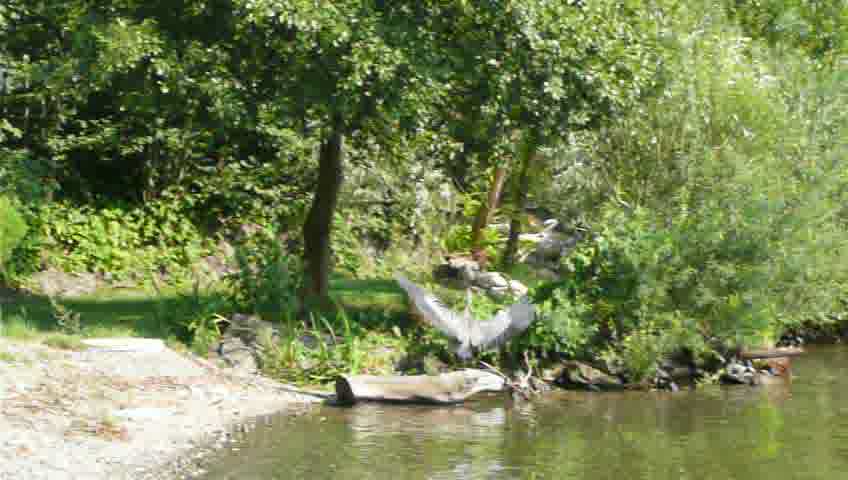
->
[395,273,537,359]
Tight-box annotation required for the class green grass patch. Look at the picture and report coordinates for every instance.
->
[42,333,86,351]
[0,350,20,363]
[0,309,40,341]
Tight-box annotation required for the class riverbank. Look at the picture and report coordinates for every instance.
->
[0,337,322,480]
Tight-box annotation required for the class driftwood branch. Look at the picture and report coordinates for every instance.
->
[335,369,506,405]
[740,347,804,360]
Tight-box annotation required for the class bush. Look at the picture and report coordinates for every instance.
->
[229,236,302,321]
[20,195,210,278]
[0,196,28,281]
[527,3,848,379]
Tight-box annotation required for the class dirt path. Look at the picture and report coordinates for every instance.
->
[0,338,322,480]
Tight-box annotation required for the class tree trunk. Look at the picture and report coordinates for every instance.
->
[470,163,508,258]
[302,126,344,301]
[502,140,536,267]
[335,369,506,405]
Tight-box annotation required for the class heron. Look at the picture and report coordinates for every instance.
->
[394,273,537,360]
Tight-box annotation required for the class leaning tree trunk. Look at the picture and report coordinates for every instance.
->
[502,141,536,267]
[470,163,508,260]
[302,127,345,301]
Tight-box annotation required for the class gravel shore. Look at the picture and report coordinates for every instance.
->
[0,338,322,480]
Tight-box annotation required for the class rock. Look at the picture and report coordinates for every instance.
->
[507,280,528,296]
[226,314,278,345]
[29,269,100,298]
[434,257,480,286]
[217,336,259,375]
[534,268,560,281]
[653,367,681,391]
[487,281,528,299]
[476,272,509,289]
[215,313,281,375]
[721,361,758,385]
[297,333,337,350]
[554,361,624,391]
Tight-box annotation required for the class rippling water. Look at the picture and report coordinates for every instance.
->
[200,346,848,480]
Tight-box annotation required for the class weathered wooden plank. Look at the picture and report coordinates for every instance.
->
[335,369,506,405]
[740,347,804,359]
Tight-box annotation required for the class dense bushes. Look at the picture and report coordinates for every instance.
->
[0,196,27,281]
[526,3,848,378]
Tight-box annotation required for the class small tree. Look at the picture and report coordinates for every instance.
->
[419,0,660,266]
[233,1,447,301]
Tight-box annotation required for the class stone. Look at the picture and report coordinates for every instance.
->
[434,257,480,286]
[29,269,100,298]
[507,280,529,297]
[226,314,278,345]
[554,361,624,391]
[721,361,758,385]
[534,268,560,281]
[486,280,528,299]
[217,336,259,375]
[476,272,509,289]
[297,333,337,350]
[214,313,283,375]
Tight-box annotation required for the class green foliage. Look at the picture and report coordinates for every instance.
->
[725,0,848,63]
[22,197,209,277]
[525,1,848,378]
[0,307,38,341]
[150,275,231,356]
[524,287,599,359]
[229,239,302,320]
[259,307,405,385]
[0,196,27,280]
[48,296,83,335]
[440,224,504,259]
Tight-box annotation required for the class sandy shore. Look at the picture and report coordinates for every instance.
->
[0,338,323,480]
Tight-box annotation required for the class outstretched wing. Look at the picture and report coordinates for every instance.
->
[471,301,536,351]
[395,274,467,342]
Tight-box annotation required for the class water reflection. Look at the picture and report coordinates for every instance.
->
[200,347,848,480]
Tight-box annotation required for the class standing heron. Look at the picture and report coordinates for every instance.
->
[395,273,537,360]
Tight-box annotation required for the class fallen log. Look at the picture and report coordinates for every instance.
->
[740,347,804,360]
[335,369,506,405]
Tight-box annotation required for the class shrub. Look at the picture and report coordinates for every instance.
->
[229,237,302,322]
[0,196,28,281]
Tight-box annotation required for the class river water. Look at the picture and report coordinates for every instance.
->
[200,346,848,480]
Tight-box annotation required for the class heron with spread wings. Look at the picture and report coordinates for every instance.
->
[395,273,537,360]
